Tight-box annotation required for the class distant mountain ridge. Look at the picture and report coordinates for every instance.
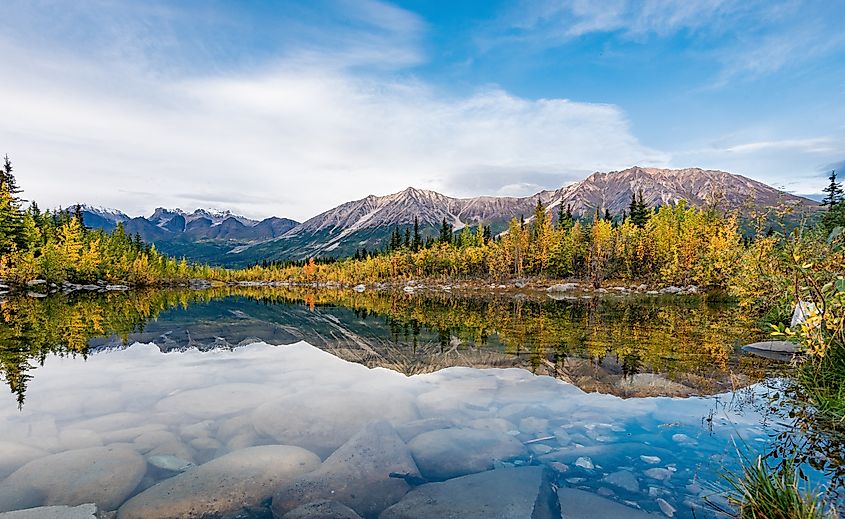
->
[75,205,299,265]
[75,167,819,266]
[233,166,817,263]
[545,167,810,217]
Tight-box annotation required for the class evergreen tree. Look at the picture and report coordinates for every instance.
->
[404,227,410,248]
[482,225,492,243]
[604,209,612,222]
[73,204,87,229]
[412,216,421,252]
[0,155,25,253]
[629,189,650,227]
[822,170,843,209]
[389,226,401,251]
[557,203,574,231]
[532,199,546,240]
[628,191,638,222]
[1,155,21,199]
[439,218,449,244]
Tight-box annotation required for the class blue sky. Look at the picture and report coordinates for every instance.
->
[1,0,843,219]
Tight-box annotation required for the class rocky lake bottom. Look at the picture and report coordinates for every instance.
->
[0,288,831,518]
[0,339,784,519]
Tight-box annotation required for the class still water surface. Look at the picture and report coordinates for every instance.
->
[0,288,816,518]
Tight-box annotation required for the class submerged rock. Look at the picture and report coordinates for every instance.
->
[282,500,363,519]
[155,382,284,419]
[117,445,321,519]
[407,428,527,481]
[657,497,677,517]
[558,488,654,518]
[0,504,98,519]
[380,466,557,519]
[394,418,455,443]
[147,454,195,474]
[0,446,145,512]
[272,421,419,519]
[603,469,640,493]
[0,441,47,480]
[644,467,673,481]
[574,457,594,470]
[253,391,418,458]
[58,429,103,450]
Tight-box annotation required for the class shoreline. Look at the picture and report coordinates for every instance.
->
[2,276,712,302]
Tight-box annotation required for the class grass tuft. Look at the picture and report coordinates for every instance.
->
[711,452,837,519]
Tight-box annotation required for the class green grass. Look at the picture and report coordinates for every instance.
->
[798,339,845,424]
[714,453,837,519]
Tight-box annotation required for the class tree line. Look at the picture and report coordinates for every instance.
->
[0,155,214,286]
[234,193,747,289]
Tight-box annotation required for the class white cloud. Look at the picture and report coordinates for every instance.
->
[0,2,665,221]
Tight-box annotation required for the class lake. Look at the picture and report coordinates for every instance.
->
[0,286,831,518]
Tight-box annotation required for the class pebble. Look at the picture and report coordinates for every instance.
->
[574,457,594,470]
[657,498,677,517]
[603,469,640,493]
[639,455,661,464]
[644,468,672,481]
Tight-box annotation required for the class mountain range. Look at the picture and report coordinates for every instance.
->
[78,166,819,267]
[78,206,299,264]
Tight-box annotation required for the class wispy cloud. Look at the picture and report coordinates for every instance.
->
[482,0,845,82]
[0,1,663,220]
[721,138,840,155]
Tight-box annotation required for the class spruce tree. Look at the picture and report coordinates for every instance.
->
[557,204,574,231]
[73,204,87,229]
[532,199,545,240]
[440,218,452,243]
[0,155,25,253]
[629,189,650,227]
[822,170,843,209]
[628,191,638,222]
[412,216,421,252]
[1,155,21,199]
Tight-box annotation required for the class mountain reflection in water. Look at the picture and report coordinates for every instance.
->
[0,287,774,407]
